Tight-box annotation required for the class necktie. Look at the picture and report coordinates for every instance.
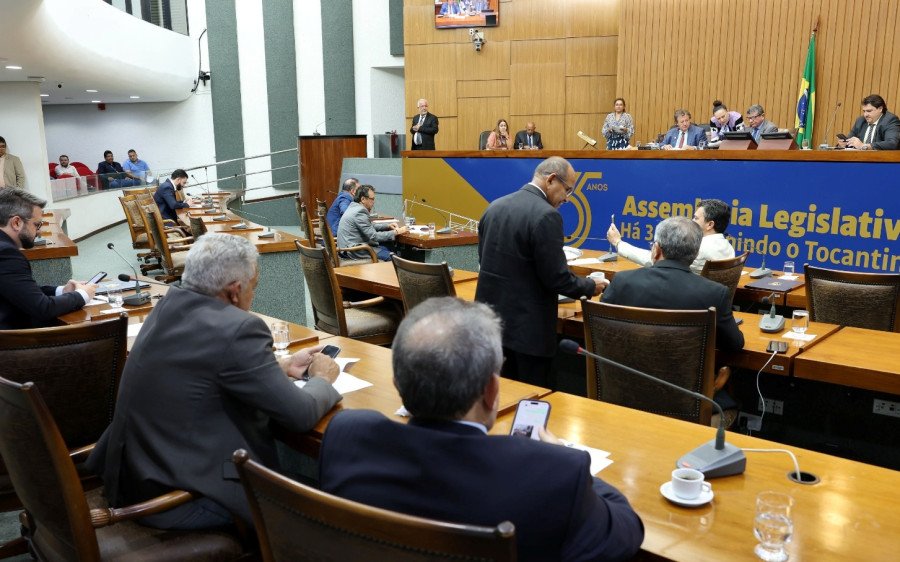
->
[864,123,875,145]
[753,128,760,143]
[415,115,424,145]
[528,135,533,147]
[677,132,685,148]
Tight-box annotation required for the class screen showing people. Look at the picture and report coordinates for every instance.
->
[510,400,551,441]
[435,0,499,29]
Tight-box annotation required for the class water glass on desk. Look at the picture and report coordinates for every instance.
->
[271,321,290,357]
[108,287,124,309]
[782,261,795,276]
[405,216,415,227]
[754,491,794,561]
[427,222,435,238]
[791,310,809,334]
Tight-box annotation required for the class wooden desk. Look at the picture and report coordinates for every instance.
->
[793,327,900,395]
[334,261,478,301]
[396,229,479,249]
[279,336,551,455]
[491,392,900,562]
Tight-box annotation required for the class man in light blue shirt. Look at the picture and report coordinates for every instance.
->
[122,149,151,184]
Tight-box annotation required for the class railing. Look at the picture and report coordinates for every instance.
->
[51,170,158,202]
[104,0,189,36]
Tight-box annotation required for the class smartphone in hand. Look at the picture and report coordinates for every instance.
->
[322,344,341,358]
[509,400,551,441]
[88,271,107,284]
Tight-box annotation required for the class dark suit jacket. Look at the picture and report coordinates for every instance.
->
[602,259,744,352]
[476,184,595,357]
[0,230,84,329]
[410,112,439,150]
[320,410,644,562]
[661,125,706,148]
[153,179,189,223]
[847,112,900,150]
[513,130,543,149]
[86,285,342,524]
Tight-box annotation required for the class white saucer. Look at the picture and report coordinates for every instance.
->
[659,481,714,507]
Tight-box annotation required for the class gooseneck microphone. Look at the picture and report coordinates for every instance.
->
[107,243,151,306]
[820,101,843,148]
[420,197,453,233]
[118,273,169,287]
[191,174,214,205]
[559,339,746,478]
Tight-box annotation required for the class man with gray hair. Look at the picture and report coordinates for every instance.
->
[320,297,644,562]
[0,187,95,329]
[476,156,604,387]
[745,104,779,143]
[603,216,744,352]
[88,233,342,530]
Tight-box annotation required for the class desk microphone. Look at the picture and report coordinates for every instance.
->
[118,273,169,287]
[559,339,747,478]
[759,292,785,333]
[191,174,214,205]
[421,197,453,233]
[313,118,333,136]
[748,257,772,279]
[106,243,151,306]
[820,101,843,148]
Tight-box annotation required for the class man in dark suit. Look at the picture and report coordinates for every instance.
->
[410,98,439,150]
[839,94,900,150]
[320,297,644,562]
[87,233,342,529]
[0,188,95,329]
[661,109,706,149]
[513,121,543,149]
[602,216,744,352]
[476,157,603,387]
[153,168,190,222]
[746,104,779,143]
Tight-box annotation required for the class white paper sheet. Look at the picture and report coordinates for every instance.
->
[127,322,144,337]
[782,331,816,342]
[560,439,614,474]
[294,358,372,395]
[568,257,602,266]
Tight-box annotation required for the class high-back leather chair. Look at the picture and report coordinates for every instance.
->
[391,255,456,313]
[0,376,246,561]
[297,199,320,247]
[700,251,749,306]
[479,130,491,150]
[143,205,193,282]
[233,449,516,562]
[295,241,399,345]
[582,300,717,425]
[320,217,378,268]
[804,264,900,331]
[0,316,128,514]
[188,215,208,239]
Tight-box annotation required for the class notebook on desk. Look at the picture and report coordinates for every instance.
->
[745,277,803,292]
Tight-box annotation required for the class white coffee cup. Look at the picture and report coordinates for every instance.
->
[589,271,606,283]
[671,467,710,500]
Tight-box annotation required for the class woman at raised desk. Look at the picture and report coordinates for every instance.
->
[485,119,511,150]
[709,100,744,141]
[602,98,634,150]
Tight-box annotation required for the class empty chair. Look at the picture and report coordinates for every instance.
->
[391,255,456,313]
[0,316,128,513]
[143,205,193,282]
[233,449,516,562]
[296,199,321,247]
[804,264,900,331]
[0,376,246,560]
[295,241,399,345]
[118,195,154,265]
[582,300,716,425]
[700,251,749,306]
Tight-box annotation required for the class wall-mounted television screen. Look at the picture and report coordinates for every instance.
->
[434,0,500,29]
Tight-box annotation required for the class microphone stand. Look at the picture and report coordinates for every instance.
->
[820,101,843,148]
[106,243,151,306]
[560,339,746,478]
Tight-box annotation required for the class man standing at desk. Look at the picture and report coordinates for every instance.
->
[410,98,439,150]
[153,169,190,222]
[87,233,342,529]
[603,216,744,352]
[839,94,900,150]
[476,157,603,387]
[607,198,735,274]
[0,188,95,329]
[320,297,644,562]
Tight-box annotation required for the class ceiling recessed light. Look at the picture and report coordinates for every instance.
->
[5,65,22,70]
[86,89,98,93]
[130,95,140,99]
[91,100,102,103]
[40,94,49,97]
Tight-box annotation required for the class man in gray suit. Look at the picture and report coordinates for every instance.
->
[337,184,408,261]
[745,104,778,143]
[87,233,342,530]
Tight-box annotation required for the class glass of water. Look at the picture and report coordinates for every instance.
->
[783,261,795,276]
[427,222,436,238]
[405,216,415,227]
[754,492,794,561]
[108,287,124,309]
[801,139,810,150]
[271,321,290,356]
[791,310,809,334]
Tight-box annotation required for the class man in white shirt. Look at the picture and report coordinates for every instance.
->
[54,155,80,178]
[607,198,735,274]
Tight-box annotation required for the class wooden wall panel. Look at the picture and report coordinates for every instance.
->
[405,43,458,120]
[566,76,617,115]
[564,114,605,150]
[566,0,620,37]
[619,0,900,146]
[458,80,511,99]
[454,41,511,81]
[510,39,567,115]
[566,37,617,77]
[458,97,511,150]
[509,0,567,41]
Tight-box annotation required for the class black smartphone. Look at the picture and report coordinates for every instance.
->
[509,399,551,441]
[836,133,848,141]
[322,344,341,358]
[88,271,107,284]
[766,340,788,353]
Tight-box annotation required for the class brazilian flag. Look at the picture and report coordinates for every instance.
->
[795,31,816,147]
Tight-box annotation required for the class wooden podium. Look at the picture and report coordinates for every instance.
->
[298,135,367,211]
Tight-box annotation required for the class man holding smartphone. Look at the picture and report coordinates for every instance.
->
[320,297,644,562]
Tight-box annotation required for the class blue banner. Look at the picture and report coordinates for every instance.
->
[444,157,900,273]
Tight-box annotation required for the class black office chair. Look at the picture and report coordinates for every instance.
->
[479,131,491,150]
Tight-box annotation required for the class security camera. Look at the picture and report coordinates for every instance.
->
[469,28,485,52]
[57,83,62,89]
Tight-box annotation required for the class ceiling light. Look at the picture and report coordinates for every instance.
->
[91,100,102,103]
[5,65,22,70]
[40,94,49,97]
[130,95,140,99]
[86,89,98,93]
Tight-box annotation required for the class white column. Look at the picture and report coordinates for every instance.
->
[0,82,50,199]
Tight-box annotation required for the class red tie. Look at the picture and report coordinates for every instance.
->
[677,132,685,148]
